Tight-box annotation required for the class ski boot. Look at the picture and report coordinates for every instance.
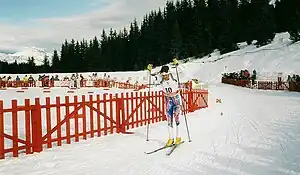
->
[175,137,181,145]
[166,138,174,147]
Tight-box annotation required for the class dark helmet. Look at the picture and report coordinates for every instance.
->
[160,65,169,74]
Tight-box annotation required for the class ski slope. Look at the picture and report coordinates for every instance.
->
[0,32,300,174]
[173,32,300,84]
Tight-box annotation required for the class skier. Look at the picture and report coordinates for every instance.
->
[153,65,182,146]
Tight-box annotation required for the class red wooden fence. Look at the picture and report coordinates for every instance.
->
[0,89,208,159]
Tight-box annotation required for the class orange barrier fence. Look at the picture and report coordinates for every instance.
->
[221,77,300,92]
[0,89,208,159]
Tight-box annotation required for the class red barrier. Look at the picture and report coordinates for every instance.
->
[221,78,299,91]
[0,101,4,159]
[0,89,208,159]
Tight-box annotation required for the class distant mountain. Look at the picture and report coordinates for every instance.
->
[0,47,53,66]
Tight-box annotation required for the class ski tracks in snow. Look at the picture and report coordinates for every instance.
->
[204,85,300,175]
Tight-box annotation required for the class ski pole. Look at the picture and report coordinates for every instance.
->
[146,64,153,141]
[173,58,192,142]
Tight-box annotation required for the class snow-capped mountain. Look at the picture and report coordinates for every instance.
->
[0,47,53,66]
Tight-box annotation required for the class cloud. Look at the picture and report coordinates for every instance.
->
[0,0,167,53]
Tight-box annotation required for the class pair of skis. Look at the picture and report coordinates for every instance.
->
[145,141,185,156]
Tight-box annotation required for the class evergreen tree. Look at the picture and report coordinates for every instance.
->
[60,40,69,72]
[74,41,82,71]
[51,50,60,72]
[283,0,300,42]
[128,19,140,70]
[238,0,253,44]
[207,0,221,49]
[216,0,238,54]
[100,29,109,71]
[250,0,276,47]
[27,57,36,73]
[42,55,50,73]
[79,39,88,71]
[170,20,183,58]
[11,60,18,73]
[191,0,212,56]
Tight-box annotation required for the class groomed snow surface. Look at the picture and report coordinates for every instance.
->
[0,32,300,174]
[1,85,300,175]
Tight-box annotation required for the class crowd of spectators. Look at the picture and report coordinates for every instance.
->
[0,73,139,89]
[222,69,257,84]
[287,74,300,84]
[287,74,300,92]
[222,70,300,92]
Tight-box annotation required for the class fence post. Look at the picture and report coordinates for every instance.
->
[120,93,126,131]
[115,94,121,133]
[0,101,4,159]
[188,81,194,112]
[12,100,18,157]
[31,98,43,153]
[161,91,166,121]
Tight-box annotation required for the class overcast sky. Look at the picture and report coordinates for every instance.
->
[0,0,166,53]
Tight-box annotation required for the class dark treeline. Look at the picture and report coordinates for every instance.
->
[1,0,300,74]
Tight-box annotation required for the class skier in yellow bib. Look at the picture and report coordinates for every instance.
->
[153,65,182,146]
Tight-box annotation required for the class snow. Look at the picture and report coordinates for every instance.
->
[0,32,300,174]
[0,47,52,66]
[0,87,134,105]
[1,85,300,175]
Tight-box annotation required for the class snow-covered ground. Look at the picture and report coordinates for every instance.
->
[0,32,300,174]
[175,32,300,83]
[1,84,299,175]
[0,87,135,105]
